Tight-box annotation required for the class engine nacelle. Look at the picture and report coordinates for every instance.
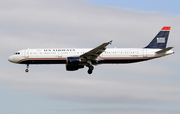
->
[67,57,81,65]
[66,57,84,71]
[66,65,84,71]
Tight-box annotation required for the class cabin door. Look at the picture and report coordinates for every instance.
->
[24,48,29,58]
[143,49,147,57]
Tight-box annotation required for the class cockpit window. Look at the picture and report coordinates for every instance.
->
[14,52,20,55]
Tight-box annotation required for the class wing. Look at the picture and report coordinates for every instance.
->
[80,40,112,61]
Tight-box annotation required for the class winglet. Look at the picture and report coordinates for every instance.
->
[108,40,113,45]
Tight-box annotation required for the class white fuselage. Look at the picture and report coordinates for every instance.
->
[7,26,174,74]
[8,48,174,64]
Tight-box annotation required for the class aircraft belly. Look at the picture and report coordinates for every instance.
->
[19,59,66,64]
[97,59,150,64]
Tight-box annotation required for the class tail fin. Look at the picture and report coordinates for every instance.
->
[145,26,171,49]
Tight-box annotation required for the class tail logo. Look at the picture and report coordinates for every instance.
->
[157,37,165,43]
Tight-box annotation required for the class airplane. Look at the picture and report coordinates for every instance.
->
[8,26,174,74]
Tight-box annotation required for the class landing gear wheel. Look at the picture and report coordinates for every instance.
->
[25,64,29,73]
[25,69,29,73]
[87,65,94,74]
[88,69,93,74]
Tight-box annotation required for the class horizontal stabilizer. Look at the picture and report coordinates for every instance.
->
[156,47,173,54]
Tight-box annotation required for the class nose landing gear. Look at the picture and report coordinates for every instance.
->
[25,64,29,73]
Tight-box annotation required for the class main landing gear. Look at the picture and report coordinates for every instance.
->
[87,65,94,74]
[25,64,29,73]
[86,60,94,74]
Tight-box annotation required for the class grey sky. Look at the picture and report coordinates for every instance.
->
[0,0,179,114]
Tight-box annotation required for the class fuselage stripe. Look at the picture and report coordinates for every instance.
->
[18,57,157,64]
[18,58,66,63]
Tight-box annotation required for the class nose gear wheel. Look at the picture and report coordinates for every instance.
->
[25,64,29,73]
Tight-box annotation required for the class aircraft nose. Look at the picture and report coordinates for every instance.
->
[8,56,13,62]
[8,56,16,63]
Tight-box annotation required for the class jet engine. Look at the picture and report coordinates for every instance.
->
[66,57,84,71]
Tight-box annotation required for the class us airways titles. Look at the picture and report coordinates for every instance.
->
[44,49,76,52]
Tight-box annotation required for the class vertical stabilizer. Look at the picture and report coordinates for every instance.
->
[145,26,171,49]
